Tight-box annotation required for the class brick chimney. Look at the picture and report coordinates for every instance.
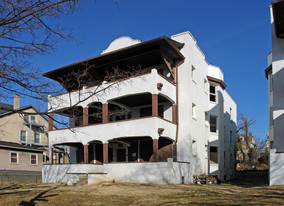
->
[249,132,252,141]
[13,94,20,110]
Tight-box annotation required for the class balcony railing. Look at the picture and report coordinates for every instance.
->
[48,69,176,113]
[20,139,48,147]
[49,116,176,146]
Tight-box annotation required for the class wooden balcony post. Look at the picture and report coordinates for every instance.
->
[172,105,177,124]
[84,144,89,164]
[152,94,158,117]
[152,139,158,162]
[103,143,108,164]
[83,107,88,126]
[48,113,54,131]
[102,104,108,123]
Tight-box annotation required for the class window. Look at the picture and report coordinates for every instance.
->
[229,108,232,119]
[191,66,196,82]
[20,130,26,142]
[210,116,217,133]
[30,154,38,165]
[192,103,196,119]
[30,115,36,124]
[209,85,216,102]
[23,114,29,123]
[210,147,218,163]
[10,152,18,164]
[34,132,40,144]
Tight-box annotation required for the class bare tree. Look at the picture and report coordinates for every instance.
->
[0,0,80,102]
[237,113,256,166]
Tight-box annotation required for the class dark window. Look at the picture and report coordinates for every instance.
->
[210,116,217,133]
[210,147,218,163]
[10,152,18,163]
[31,154,37,165]
[210,85,216,102]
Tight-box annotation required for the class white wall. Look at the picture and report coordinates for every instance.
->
[42,160,192,185]
[268,6,284,186]
[171,31,211,176]
[270,7,284,152]
[270,149,284,185]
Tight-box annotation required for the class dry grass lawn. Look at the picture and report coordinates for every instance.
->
[0,182,283,206]
[0,171,283,205]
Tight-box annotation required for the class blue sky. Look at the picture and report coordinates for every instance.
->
[18,0,272,140]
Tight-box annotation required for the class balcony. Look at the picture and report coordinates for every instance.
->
[48,116,176,146]
[48,69,176,112]
[23,118,45,128]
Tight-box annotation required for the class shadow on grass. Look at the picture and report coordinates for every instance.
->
[0,184,23,191]
[18,187,59,206]
[230,170,269,188]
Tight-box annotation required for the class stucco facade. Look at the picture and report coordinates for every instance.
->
[266,1,284,186]
[43,31,237,184]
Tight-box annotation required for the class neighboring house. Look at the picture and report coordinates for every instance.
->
[0,95,59,172]
[265,0,284,186]
[42,31,237,185]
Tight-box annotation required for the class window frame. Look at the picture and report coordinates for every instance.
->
[34,132,40,144]
[30,154,38,165]
[10,152,19,164]
[20,130,27,142]
[30,115,36,123]
[209,84,217,102]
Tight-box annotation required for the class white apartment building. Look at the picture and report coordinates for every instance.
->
[265,0,284,186]
[42,31,237,185]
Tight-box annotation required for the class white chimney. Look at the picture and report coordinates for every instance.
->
[13,94,20,110]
